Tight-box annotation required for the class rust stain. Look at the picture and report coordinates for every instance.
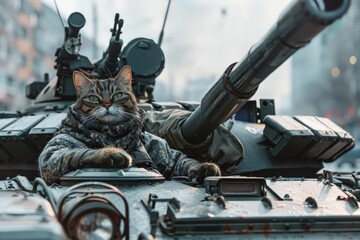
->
[263,223,271,237]
[223,224,232,233]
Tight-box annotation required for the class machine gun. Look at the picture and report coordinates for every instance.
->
[94,13,124,78]
[92,11,165,101]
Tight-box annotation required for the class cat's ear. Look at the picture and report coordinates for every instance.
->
[114,65,132,87]
[73,71,93,95]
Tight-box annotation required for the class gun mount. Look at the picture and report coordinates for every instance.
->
[31,13,164,106]
[54,12,94,98]
[93,13,165,101]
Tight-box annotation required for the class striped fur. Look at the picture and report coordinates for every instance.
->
[73,65,137,124]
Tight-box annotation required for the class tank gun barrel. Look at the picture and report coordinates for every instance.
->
[181,0,350,144]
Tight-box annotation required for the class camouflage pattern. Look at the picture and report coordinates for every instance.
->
[144,109,243,174]
[58,105,144,154]
[39,130,215,184]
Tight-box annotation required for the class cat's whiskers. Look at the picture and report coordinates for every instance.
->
[121,111,145,127]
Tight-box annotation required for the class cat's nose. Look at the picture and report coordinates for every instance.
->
[103,103,111,109]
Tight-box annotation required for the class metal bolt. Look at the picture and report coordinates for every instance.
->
[283,194,290,199]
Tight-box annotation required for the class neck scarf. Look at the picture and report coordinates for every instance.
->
[58,105,151,163]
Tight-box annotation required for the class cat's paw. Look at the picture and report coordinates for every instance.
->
[96,147,132,168]
[188,162,221,184]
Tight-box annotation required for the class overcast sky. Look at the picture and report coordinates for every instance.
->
[42,0,292,113]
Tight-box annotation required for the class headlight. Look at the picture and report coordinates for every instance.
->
[76,212,113,240]
[76,213,115,239]
[57,182,129,240]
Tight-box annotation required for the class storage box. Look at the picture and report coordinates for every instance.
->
[264,115,315,159]
[29,113,67,150]
[315,116,355,161]
[0,115,45,163]
[0,118,17,163]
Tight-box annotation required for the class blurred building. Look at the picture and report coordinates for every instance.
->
[0,0,97,110]
[292,1,360,138]
[183,75,216,101]
[0,0,41,110]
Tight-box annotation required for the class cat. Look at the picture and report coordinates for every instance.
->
[38,65,221,184]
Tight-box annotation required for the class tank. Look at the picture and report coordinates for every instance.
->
[0,0,359,239]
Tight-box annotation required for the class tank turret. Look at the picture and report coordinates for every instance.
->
[7,0,353,180]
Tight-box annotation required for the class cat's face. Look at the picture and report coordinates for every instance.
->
[72,65,137,124]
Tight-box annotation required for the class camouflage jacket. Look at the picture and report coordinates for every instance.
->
[39,131,201,184]
[144,109,243,174]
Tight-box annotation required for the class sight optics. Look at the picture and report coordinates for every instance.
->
[205,176,266,197]
[57,182,129,240]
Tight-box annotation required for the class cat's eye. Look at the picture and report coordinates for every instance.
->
[88,95,100,103]
[112,92,123,101]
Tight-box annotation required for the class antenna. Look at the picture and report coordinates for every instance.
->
[157,0,171,47]
[92,0,98,59]
[53,0,65,29]
[111,13,120,36]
